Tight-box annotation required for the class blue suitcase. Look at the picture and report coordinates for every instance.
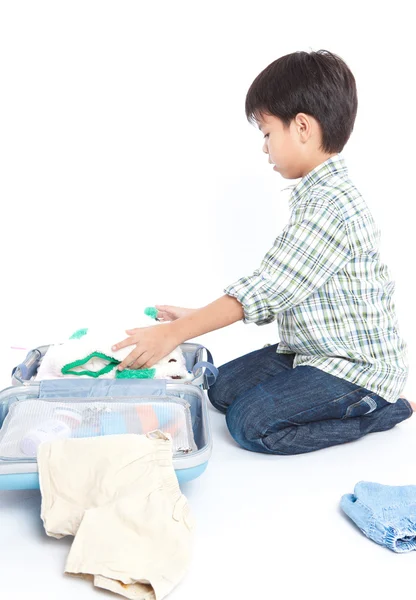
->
[0,342,217,490]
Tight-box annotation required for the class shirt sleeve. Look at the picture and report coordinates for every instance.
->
[224,194,352,325]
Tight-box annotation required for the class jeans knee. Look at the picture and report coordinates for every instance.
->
[225,393,299,455]
[206,363,243,414]
[226,411,249,449]
[207,380,228,414]
[225,395,265,451]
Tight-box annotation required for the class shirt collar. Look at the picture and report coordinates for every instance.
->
[281,153,348,210]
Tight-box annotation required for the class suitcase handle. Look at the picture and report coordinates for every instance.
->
[192,346,218,389]
[11,349,42,384]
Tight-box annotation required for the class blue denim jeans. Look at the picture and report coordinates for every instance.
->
[341,481,416,552]
[207,343,412,455]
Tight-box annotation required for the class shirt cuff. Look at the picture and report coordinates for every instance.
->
[224,275,277,326]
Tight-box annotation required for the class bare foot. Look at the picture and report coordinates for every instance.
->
[401,397,416,412]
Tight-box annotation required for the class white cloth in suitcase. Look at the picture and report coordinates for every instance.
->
[38,431,195,600]
[35,325,193,382]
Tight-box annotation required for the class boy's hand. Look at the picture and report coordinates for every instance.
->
[112,324,179,371]
[155,305,196,321]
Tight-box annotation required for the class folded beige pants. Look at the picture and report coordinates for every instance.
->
[37,431,194,600]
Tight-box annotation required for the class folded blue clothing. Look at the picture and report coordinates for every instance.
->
[341,481,416,553]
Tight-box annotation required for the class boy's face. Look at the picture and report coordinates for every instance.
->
[257,112,307,179]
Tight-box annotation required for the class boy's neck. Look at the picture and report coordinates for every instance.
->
[299,152,339,178]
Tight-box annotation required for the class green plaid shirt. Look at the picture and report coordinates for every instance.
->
[224,154,408,402]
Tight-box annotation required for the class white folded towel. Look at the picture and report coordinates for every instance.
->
[35,312,193,382]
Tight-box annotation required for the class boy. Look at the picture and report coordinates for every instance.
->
[113,49,413,455]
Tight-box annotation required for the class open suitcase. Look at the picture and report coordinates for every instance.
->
[0,343,217,490]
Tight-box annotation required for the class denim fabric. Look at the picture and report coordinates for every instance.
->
[207,343,412,455]
[341,481,416,552]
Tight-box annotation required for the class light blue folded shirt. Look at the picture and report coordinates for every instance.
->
[341,481,416,552]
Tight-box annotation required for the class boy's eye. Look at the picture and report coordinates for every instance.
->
[263,134,269,139]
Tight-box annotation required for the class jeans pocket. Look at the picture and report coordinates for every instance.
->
[342,395,379,419]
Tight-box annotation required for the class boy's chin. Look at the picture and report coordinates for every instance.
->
[277,169,292,179]
[279,168,303,180]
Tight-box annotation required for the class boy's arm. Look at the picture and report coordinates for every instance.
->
[224,193,353,325]
[113,295,243,371]
[169,294,244,344]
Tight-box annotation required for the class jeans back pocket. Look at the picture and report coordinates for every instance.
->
[343,395,378,419]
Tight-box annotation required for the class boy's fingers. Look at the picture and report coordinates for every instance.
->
[117,355,132,371]
[132,353,151,370]
[112,337,135,352]
[118,348,141,371]
[156,310,173,320]
[155,306,173,316]
[129,350,149,370]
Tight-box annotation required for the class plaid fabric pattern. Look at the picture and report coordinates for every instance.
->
[224,154,408,402]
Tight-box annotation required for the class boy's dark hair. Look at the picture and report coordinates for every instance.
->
[245,49,358,153]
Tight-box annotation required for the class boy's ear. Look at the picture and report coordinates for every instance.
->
[294,112,317,144]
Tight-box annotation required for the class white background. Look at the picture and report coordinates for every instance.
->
[0,1,415,599]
